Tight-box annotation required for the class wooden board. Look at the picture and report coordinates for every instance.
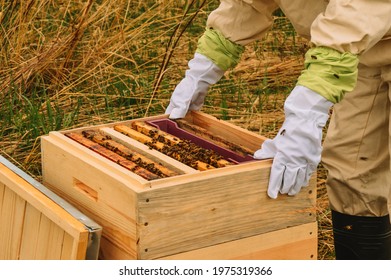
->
[160,222,318,260]
[184,111,268,152]
[136,162,316,259]
[0,156,101,260]
[41,134,141,259]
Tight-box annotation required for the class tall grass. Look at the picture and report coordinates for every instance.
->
[0,0,307,173]
[0,0,215,172]
[0,0,334,260]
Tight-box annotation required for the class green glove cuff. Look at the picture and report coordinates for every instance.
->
[196,28,244,71]
[297,46,359,103]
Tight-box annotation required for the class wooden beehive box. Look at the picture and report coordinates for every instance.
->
[0,156,101,260]
[41,111,317,260]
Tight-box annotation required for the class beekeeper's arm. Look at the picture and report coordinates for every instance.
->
[254,0,391,198]
[165,0,278,118]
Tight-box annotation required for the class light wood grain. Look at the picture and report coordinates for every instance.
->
[185,111,267,152]
[137,166,316,259]
[0,159,96,260]
[19,204,42,259]
[160,222,318,260]
[42,135,140,259]
[82,130,179,178]
[65,132,161,180]
[0,186,26,259]
[175,119,254,157]
[114,124,215,171]
[101,127,196,174]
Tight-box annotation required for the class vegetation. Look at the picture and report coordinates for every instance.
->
[0,0,334,259]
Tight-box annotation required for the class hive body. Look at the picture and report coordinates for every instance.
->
[41,111,317,260]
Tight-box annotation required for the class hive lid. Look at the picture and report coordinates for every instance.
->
[0,155,102,260]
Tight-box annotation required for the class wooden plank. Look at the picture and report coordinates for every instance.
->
[160,222,318,260]
[185,111,267,152]
[45,220,66,259]
[115,125,165,150]
[131,121,233,168]
[61,232,76,260]
[0,186,13,259]
[44,131,150,188]
[33,214,74,260]
[0,183,6,259]
[8,192,26,259]
[0,186,26,259]
[0,162,86,238]
[0,183,4,217]
[35,214,53,259]
[175,119,254,157]
[65,132,161,181]
[131,121,182,145]
[82,130,179,178]
[0,157,100,260]
[58,114,168,135]
[19,204,84,260]
[98,236,138,260]
[101,127,197,175]
[41,135,139,259]
[114,125,216,171]
[19,204,42,259]
[137,166,316,259]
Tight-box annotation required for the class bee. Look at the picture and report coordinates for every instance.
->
[344,225,353,231]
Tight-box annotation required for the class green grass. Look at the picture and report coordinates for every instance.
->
[0,0,334,259]
[0,0,306,189]
[0,0,214,171]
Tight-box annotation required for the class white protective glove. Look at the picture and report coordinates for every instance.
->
[165,53,225,119]
[253,85,333,199]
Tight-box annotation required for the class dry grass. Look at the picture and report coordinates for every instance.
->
[0,0,334,259]
[1,0,200,170]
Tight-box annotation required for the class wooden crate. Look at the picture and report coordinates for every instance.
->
[0,156,101,260]
[41,111,317,260]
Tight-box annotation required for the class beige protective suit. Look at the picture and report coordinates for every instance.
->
[205,0,391,217]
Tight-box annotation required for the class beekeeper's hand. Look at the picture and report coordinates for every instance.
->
[253,86,333,199]
[165,53,224,119]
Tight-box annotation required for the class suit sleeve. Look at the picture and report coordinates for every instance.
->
[310,0,391,54]
[196,0,278,70]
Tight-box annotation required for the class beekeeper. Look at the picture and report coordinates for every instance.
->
[165,0,391,259]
